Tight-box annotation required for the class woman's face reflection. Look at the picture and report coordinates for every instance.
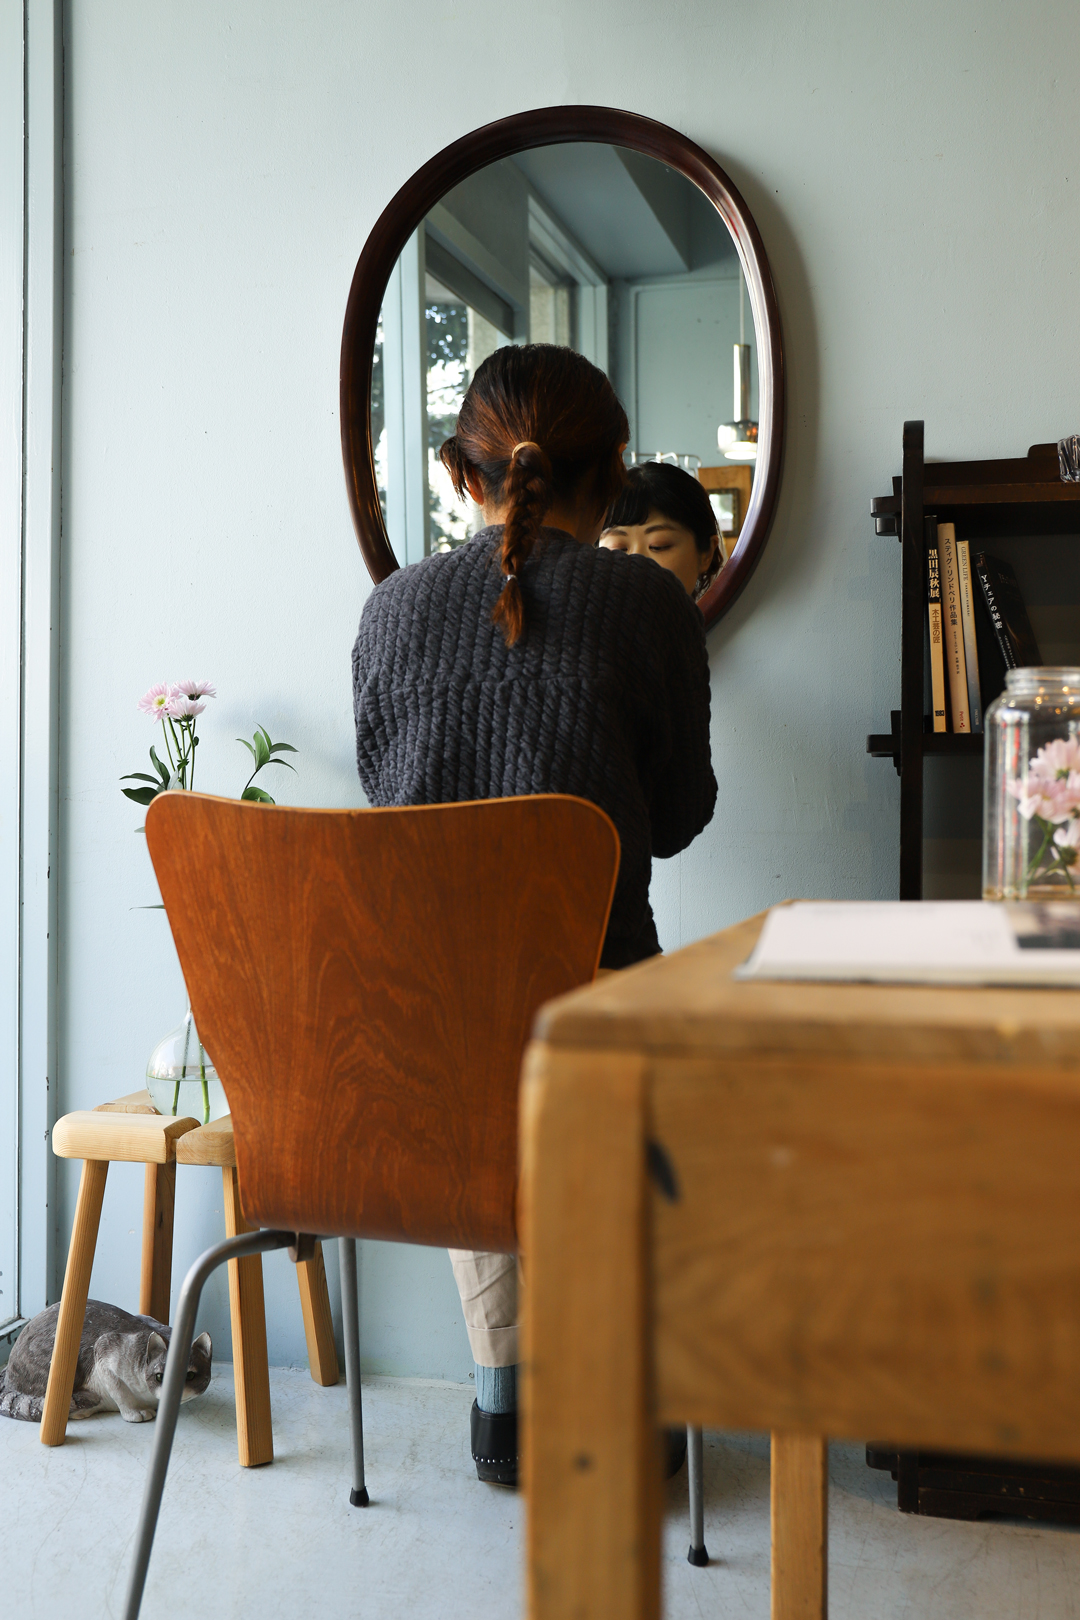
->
[599,507,717,596]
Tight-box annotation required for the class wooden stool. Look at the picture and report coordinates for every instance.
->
[42,1092,338,1464]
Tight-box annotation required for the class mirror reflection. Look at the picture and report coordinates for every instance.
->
[371,142,761,570]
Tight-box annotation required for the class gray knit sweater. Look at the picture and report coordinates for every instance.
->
[351,526,716,967]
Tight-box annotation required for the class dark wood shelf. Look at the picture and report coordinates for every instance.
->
[872,446,1080,539]
[867,732,984,762]
[868,429,1076,899]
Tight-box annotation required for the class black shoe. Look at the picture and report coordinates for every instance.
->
[471,1400,518,1487]
[665,1426,688,1479]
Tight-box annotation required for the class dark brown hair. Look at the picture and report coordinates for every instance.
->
[440,344,629,645]
[603,462,723,600]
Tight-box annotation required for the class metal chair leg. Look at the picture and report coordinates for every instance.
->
[338,1236,368,1506]
[688,1425,708,1565]
[123,1228,295,1620]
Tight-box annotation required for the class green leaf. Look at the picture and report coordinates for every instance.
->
[263,758,297,773]
[121,772,161,785]
[236,737,257,761]
[241,785,275,805]
[122,785,160,806]
[131,904,167,911]
[268,740,298,755]
[253,730,270,770]
[149,747,171,785]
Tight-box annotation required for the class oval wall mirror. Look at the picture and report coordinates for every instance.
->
[341,106,784,628]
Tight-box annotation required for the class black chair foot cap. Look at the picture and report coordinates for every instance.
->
[688,1544,709,1567]
[350,1486,370,1507]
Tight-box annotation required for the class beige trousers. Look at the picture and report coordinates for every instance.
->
[447,1249,518,1367]
[447,972,619,1367]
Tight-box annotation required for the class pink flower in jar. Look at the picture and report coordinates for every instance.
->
[1029,737,1080,782]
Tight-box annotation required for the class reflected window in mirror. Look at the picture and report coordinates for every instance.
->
[371,142,762,573]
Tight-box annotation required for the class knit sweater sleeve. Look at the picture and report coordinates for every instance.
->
[643,582,717,860]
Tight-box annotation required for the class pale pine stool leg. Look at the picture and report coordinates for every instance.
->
[521,1045,660,1620]
[139,1162,175,1323]
[222,1166,273,1466]
[41,1158,109,1446]
[771,1432,828,1620]
[296,1241,339,1386]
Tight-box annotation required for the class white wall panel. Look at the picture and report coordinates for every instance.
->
[58,0,1080,1372]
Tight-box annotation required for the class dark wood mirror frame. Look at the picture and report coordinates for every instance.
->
[340,105,785,630]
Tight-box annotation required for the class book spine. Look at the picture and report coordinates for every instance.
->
[937,522,970,732]
[955,539,983,732]
[974,555,1019,670]
[926,542,947,732]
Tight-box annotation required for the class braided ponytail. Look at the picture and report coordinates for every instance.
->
[439,344,629,647]
[493,441,552,644]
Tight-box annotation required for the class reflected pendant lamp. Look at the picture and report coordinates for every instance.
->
[717,269,758,464]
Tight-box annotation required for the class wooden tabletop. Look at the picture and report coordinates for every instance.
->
[535,909,1080,1072]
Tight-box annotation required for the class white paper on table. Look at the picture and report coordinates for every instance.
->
[733,900,1080,987]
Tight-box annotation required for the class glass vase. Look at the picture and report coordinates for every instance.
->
[983,668,1080,900]
[146,1004,228,1124]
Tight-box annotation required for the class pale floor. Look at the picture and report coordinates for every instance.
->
[2,1367,1079,1618]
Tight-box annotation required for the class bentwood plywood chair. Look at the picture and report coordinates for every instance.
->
[121,791,621,1619]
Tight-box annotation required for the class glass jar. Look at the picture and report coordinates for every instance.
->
[146,1004,228,1124]
[983,668,1080,900]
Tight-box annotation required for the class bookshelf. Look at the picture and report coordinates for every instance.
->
[867,421,1080,899]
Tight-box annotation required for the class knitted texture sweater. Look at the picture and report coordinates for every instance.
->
[351,526,716,968]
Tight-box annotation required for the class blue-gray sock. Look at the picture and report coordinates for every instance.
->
[475,1363,517,1414]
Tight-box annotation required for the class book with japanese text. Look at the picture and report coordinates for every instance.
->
[925,521,947,733]
[936,522,970,732]
[955,538,983,731]
[974,552,1042,670]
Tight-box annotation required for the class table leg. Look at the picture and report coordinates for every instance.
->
[139,1162,175,1323]
[771,1431,828,1620]
[296,1240,340,1386]
[41,1159,109,1446]
[521,1042,659,1620]
[222,1166,273,1466]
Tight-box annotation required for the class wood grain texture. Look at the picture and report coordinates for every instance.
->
[146,793,619,1251]
[296,1242,340,1386]
[40,1159,108,1446]
[51,1110,199,1163]
[697,464,753,544]
[95,1089,157,1113]
[534,909,1080,1068]
[526,907,1080,1620]
[771,1433,827,1620]
[175,1113,237,1167]
[339,105,784,632]
[139,1162,175,1322]
[222,1165,274,1467]
[521,1042,659,1620]
[649,1049,1080,1458]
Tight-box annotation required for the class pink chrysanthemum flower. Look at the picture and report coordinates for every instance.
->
[137,682,180,722]
[170,696,206,718]
[1029,737,1080,782]
[175,679,216,701]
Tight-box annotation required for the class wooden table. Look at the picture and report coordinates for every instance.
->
[521,911,1080,1619]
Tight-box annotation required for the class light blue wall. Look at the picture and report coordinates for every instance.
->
[58,0,1080,1372]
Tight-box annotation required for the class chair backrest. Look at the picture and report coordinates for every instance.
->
[146,792,619,1252]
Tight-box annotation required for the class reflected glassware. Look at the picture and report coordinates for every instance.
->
[626,451,701,471]
[1059,436,1080,482]
[146,1004,228,1124]
[983,668,1080,900]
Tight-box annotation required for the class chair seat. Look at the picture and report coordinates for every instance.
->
[51,1109,200,1164]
